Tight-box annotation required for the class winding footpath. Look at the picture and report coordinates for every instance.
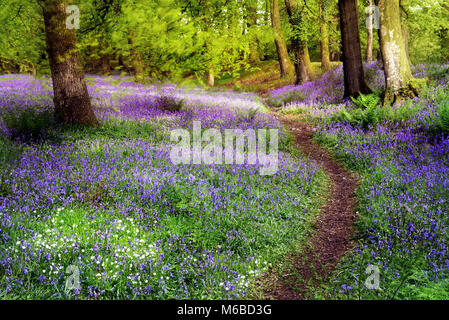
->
[259,110,359,299]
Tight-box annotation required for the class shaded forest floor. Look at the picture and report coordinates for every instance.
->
[217,60,341,94]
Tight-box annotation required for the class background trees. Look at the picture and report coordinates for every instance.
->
[0,0,47,75]
[1,0,449,107]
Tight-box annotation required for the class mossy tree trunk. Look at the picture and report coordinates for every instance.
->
[366,0,374,63]
[42,0,99,126]
[202,3,215,87]
[319,2,331,72]
[338,0,371,98]
[402,24,412,66]
[246,4,260,64]
[304,45,314,76]
[206,67,215,87]
[128,31,144,82]
[378,0,416,104]
[284,0,313,84]
[271,0,294,78]
[101,54,110,75]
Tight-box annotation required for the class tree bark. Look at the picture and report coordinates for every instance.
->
[319,3,331,72]
[366,0,374,63]
[304,45,313,75]
[42,0,99,126]
[271,0,294,78]
[402,24,411,66]
[101,54,110,75]
[378,0,415,104]
[284,0,313,84]
[128,31,144,82]
[206,67,214,87]
[338,0,371,98]
[247,5,260,64]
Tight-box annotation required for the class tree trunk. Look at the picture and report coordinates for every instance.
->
[101,54,110,75]
[330,33,340,61]
[271,0,294,78]
[378,0,415,104]
[264,0,270,27]
[319,3,331,72]
[247,5,260,64]
[42,0,99,126]
[304,45,313,75]
[284,0,313,84]
[128,32,144,82]
[338,0,371,98]
[366,0,374,63]
[133,52,144,81]
[402,25,411,66]
[206,67,214,87]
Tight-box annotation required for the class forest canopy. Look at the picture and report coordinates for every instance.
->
[1,0,448,81]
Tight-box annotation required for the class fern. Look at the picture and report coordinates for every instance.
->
[350,93,381,110]
[438,102,449,133]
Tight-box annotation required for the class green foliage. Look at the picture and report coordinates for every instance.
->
[438,101,449,133]
[0,0,47,73]
[0,137,24,170]
[330,93,382,128]
[330,97,429,129]
[405,0,449,64]
[1,108,55,139]
[350,93,381,110]
[0,0,277,83]
[328,92,435,130]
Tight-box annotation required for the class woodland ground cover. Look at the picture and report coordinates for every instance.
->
[270,62,449,299]
[2,61,449,300]
[0,74,324,299]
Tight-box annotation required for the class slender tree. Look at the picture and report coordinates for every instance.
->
[378,0,416,104]
[271,0,294,78]
[338,0,371,98]
[319,1,331,72]
[41,0,98,126]
[284,0,313,84]
[203,1,215,87]
[128,30,145,82]
[366,0,374,63]
[245,0,260,63]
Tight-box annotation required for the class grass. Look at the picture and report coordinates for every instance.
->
[247,170,331,300]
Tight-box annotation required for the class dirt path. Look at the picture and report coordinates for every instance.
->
[258,111,359,300]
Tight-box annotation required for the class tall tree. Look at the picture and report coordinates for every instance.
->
[378,0,416,104]
[128,30,145,81]
[41,0,98,126]
[319,1,331,72]
[244,0,260,63]
[366,0,374,63]
[338,0,371,98]
[284,0,313,84]
[271,0,294,78]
